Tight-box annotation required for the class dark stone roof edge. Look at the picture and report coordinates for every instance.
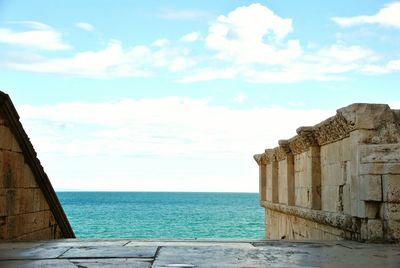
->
[0,91,75,238]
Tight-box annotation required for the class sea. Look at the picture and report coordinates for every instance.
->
[56,192,265,239]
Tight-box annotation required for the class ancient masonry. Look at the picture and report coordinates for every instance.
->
[0,91,74,240]
[254,103,400,242]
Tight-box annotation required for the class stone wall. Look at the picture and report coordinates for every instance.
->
[254,103,400,242]
[0,91,74,240]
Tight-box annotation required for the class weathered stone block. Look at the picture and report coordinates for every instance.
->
[382,174,400,202]
[321,162,342,187]
[33,188,50,211]
[342,184,351,215]
[259,165,266,202]
[11,136,22,153]
[1,151,25,188]
[341,137,352,161]
[15,227,54,241]
[23,163,38,188]
[360,175,382,201]
[7,210,54,239]
[321,142,341,165]
[381,203,400,221]
[0,215,7,240]
[278,160,288,205]
[339,103,393,130]
[367,219,384,241]
[0,125,13,150]
[10,188,46,215]
[295,187,311,208]
[359,144,400,163]
[364,201,380,219]
[0,190,6,217]
[385,219,400,242]
[321,186,339,213]
[360,162,400,175]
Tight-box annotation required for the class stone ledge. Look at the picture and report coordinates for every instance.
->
[254,103,400,164]
[261,201,360,234]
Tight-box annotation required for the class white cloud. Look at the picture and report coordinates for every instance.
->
[387,59,400,71]
[0,21,70,50]
[205,3,298,65]
[17,97,333,191]
[177,67,237,83]
[152,38,169,47]
[233,93,248,103]
[18,97,332,158]
[361,59,400,74]
[5,40,194,77]
[2,4,399,82]
[180,32,200,42]
[332,2,400,28]
[75,22,94,32]
[180,42,377,83]
[160,8,211,20]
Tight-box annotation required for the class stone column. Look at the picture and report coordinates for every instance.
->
[254,153,267,202]
[265,149,279,203]
[290,127,321,210]
[277,140,294,206]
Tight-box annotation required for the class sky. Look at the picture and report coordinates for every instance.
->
[0,1,399,192]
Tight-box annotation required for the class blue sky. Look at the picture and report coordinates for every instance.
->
[0,1,399,192]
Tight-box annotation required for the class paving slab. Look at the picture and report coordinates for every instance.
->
[60,245,158,259]
[42,239,131,247]
[0,242,45,250]
[70,259,152,268]
[0,246,71,260]
[0,259,75,268]
[153,243,400,268]
[125,241,254,249]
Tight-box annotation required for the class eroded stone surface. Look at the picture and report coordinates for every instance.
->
[60,245,157,258]
[0,246,70,260]
[71,259,151,268]
[0,259,75,268]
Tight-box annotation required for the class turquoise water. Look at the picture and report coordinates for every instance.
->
[56,192,264,239]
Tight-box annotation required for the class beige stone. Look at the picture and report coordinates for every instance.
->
[321,186,339,212]
[367,219,383,241]
[359,144,400,164]
[364,201,380,219]
[338,103,394,130]
[258,164,266,202]
[385,220,400,241]
[278,160,288,204]
[360,175,382,201]
[382,174,400,202]
[381,203,400,221]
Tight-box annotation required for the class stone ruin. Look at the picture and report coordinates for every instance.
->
[254,103,400,242]
[0,91,74,240]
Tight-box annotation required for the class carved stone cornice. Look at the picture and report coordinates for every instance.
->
[253,153,267,165]
[275,140,291,161]
[289,127,318,155]
[264,148,277,163]
[256,103,399,159]
[314,113,355,146]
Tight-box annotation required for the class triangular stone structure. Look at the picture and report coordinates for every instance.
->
[0,91,74,240]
